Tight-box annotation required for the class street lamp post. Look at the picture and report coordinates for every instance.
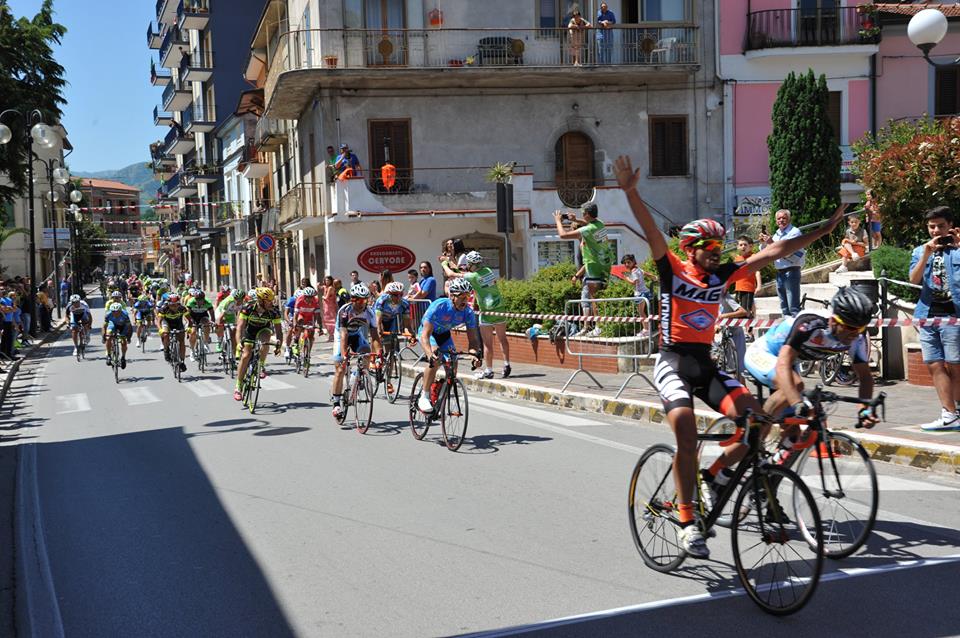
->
[68,189,82,297]
[0,109,61,337]
[37,160,70,318]
[908,8,957,68]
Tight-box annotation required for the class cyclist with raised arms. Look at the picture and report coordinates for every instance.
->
[416,278,483,414]
[614,155,844,558]
[330,283,380,419]
[744,287,880,440]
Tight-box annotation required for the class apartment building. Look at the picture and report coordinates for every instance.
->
[77,179,143,275]
[147,0,266,288]
[241,0,724,291]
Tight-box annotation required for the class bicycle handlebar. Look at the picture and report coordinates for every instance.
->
[804,385,886,426]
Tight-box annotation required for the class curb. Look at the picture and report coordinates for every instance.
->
[400,363,960,476]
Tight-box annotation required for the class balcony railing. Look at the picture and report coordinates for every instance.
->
[163,124,194,156]
[278,183,324,225]
[254,117,287,151]
[161,76,191,112]
[268,26,699,73]
[150,60,171,86]
[147,21,165,48]
[365,166,506,196]
[746,7,880,51]
[154,105,172,126]
[180,48,214,82]
[178,0,210,31]
[159,26,188,67]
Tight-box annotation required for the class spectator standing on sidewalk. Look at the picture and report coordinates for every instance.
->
[759,209,805,317]
[910,205,960,431]
[865,188,883,249]
[0,291,14,360]
[59,276,70,308]
[322,275,337,341]
[18,277,33,336]
[405,269,421,300]
[411,261,437,301]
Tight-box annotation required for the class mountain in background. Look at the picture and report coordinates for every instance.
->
[73,162,160,206]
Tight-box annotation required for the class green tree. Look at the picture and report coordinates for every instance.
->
[852,116,960,247]
[767,70,841,230]
[0,0,67,204]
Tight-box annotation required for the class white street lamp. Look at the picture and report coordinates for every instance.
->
[908,8,957,66]
[30,122,58,150]
[0,123,11,146]
[53,166,70,185]
[69,189,82,203]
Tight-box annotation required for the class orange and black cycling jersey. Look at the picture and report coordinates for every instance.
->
[656,251,754,350]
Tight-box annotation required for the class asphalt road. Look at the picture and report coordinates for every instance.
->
[3,299,960,637]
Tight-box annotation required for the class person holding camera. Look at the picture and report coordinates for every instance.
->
[910,205,960,431]
[555,203,614,337]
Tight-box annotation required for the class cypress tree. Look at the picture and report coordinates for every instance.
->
[767,69,841,230]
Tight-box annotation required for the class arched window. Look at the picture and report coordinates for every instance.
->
[554,132,596,207]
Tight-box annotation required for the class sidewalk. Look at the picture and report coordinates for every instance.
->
[366,341,960,475]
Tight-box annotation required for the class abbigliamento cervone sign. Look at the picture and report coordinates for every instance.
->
[357,244,416,273]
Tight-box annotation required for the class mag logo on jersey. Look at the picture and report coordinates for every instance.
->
[671,280,724,303]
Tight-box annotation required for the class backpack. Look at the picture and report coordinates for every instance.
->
[549,320,578,344]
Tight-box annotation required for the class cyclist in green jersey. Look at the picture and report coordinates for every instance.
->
[215,288,245,352]
[234,287,283,400]
[185,290,215,359]
[460,251,511,379]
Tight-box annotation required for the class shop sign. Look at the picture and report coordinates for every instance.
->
[357,244,415,273]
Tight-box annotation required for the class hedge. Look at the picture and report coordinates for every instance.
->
[870,245,919,304]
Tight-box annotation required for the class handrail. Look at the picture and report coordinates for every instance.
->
[746,7,879,50]
[877,275,921,290]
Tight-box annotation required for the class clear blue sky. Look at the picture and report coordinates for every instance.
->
[9,0,160,173]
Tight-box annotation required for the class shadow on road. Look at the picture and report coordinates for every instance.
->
[36,427,297,636]
[465,433,554,453]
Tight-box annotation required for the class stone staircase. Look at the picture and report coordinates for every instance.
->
[755,268,877,319]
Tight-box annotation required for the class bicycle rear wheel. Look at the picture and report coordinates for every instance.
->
[386,353,402,403]
[440,379,469,451]
[793,431,878,559]
[798,360,815,377]
[732,466,823,616]
[354,372,375,434]
[112,342,120,384]
[408,373,430,440]
[627,444,686,572]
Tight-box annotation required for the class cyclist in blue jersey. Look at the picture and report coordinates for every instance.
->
[103,302,133,369]
[744,287,878,429]
[417,278,483,413]
[375,281,413,338]
[331,283,381,419]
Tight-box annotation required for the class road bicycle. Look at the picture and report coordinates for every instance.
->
[219,324,237,378]
[74,324,87,361]
[334,351,375,433]
[771,386,883,559]
[374,331,411,404]
[798,294,879,386]
[294,323,316,378]
[628,411,824,616]
[137,314,153,353]
[238,339,279,414]
[191,325,210,373]
[107,334,125,384]
[408,350,479,452]
[711,326,740,376]
[167,329,185,382]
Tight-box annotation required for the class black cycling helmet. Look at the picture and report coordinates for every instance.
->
[831,286,875,327]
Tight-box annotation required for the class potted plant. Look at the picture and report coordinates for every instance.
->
[323,54,338,68]
[856,3,881,43]
[486,161,514,184]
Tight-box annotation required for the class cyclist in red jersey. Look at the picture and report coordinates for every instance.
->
[615,155,845,558]
[293,287,321,359]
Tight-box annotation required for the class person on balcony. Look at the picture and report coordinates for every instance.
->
[567,9,592,66]
[334,143,362,180]
[596,2,616,64]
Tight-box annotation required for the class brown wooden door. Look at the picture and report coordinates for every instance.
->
[369,119,412,193]
[555,132,595,207]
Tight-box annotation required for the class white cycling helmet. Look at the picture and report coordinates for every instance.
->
[188,287,199,296]
[294,289,304,298]
[384,281,404,295]
[303,286,317,297]
[231,288,245,300]
[108,302,123,313]
[349,283,370,299]
[448,278,473,295]
[110,291,122,299]
[464,250,484,265]
[246,288,257,299]
[69,294,81,303]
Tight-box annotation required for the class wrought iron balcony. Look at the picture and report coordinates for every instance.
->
[163,125,194,156]
[183,101,216,134]
[746,7,881,51]
[156,0,177,26]
[161,77,191,112]
[180,48,214,83]
[150,60,171,86]
[147,21,164,49]
[154,105,172,127]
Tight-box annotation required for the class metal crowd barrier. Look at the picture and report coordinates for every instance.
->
[561,296,657,398]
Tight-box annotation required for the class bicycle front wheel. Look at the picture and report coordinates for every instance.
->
[408,373,430,440]
[249,364,262,414]
[798,360,815,377]
[354,372,375,434]
[440,379,469,451]
[793,431,878,559]
[386,354,402,403]
[627,444,686,572]
[732,466,823,616]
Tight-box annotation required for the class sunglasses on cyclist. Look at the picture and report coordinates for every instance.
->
[832,315,867,334]
[692,238,723,251]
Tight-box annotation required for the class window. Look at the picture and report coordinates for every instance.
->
[649,116,688,176]
[538,0,561,28]
[936,68,959,117]
[826,90,842,143]
[536,238,576,270]
[2,202,14,227]
[368,119,412,193]
[624,0,692,22]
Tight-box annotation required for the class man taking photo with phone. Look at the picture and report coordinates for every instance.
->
[910,205,960,431]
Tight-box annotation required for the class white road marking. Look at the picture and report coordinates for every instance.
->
[183,380,228,397]
[471,396,607,427]
[54,394,90,414]
[118,386,161,406]
[461,553,960,637]
[259,376,295,391]
[471,404,646,455]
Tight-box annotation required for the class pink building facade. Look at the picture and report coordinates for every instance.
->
[718,1,960,219]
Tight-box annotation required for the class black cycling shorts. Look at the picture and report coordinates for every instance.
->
[242,322,273,345]
[654,346,750,414]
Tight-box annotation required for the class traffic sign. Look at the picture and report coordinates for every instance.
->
[257,233,275,253]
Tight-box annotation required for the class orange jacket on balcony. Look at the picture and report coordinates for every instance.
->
[380,162,396,190]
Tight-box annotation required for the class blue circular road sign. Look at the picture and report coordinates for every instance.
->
[257,233,276,253]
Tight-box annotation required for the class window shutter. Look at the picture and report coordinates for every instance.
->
[650,117,688,176]
[936,68,959,116]
[826,91,842,143]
